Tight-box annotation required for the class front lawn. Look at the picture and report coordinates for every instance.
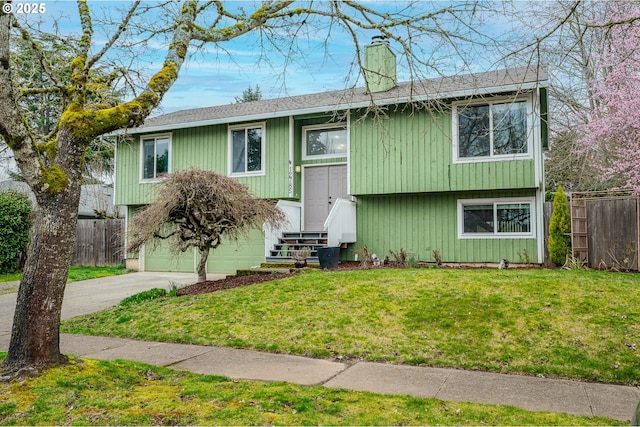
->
[0,354,620,426]
[62,268,640,385]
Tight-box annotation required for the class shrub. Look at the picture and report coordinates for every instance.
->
[355,245,373,270]
[548,185,572,266]
[389,248,407,266]
[0,191,32,273]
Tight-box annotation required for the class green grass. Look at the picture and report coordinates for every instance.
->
[63,268,640,385]
[0,265,129,295]
[65,265,130,282]
[0,272,21,284]
[0,354,620,426]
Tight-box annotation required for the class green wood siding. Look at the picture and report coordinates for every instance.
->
[142,229,265,274]
[116,117,292,205]
[350,107,538,195]
[353,190,540,264]
[204,228,265,274]
[144,241,196,272]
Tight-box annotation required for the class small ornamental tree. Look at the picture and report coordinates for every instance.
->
[127,168,286,282]
[0,191,32,273]
[548,185,572,266]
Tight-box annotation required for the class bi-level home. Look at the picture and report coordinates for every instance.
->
[115,39,549,274]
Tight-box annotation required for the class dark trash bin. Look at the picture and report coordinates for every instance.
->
[318,246,340,270]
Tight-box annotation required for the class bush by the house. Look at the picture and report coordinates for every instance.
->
[0,191,32,274]
[548,185,572,266]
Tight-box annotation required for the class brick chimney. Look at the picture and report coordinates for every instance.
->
[364,35,397,93]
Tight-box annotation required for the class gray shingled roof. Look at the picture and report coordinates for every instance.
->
[129,65,548,134]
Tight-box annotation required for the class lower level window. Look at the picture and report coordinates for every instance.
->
[459,198,533,238]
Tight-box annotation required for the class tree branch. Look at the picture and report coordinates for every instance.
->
[86,1,141,70]
[13,22,66,90]
[191,1,295,43]
[0,11,42,190]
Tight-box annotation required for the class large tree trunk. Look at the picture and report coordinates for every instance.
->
[1,132,83,375]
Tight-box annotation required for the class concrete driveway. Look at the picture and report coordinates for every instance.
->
[0,271,206,341]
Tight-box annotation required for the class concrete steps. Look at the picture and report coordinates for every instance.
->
[267,231,328,262]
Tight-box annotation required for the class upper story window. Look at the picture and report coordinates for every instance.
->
[458,198,534,239]
[303,124,348,160]
[453,97,531,162]
[229,123,265,176]
[141,134,170,181]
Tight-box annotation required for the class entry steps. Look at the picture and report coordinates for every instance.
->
[266,231,328,263]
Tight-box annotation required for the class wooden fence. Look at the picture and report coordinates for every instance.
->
[569,191,639,271]
[72,219,125,266]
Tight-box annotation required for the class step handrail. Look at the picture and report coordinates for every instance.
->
[324,198,356,247]
[264,200,301,257]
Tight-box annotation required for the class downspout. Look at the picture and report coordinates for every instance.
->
[288,115,294,198]
[535,87,546,264]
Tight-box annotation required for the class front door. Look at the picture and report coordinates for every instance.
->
[304,165,348,230]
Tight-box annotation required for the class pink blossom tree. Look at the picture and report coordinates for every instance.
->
[579,2,640,193]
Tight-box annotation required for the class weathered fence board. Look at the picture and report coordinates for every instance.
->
[587,198,638,271]
[569,192,639,271]
[73,219,124,266]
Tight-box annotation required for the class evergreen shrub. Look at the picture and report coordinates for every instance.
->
[548,185,572,266]
[0,191,32,273]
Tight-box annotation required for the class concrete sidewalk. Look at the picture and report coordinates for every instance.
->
[47,333,638,422]
[1,272,639,422]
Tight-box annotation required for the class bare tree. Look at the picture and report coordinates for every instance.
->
[0,0,506,377]
[128,169,286,282]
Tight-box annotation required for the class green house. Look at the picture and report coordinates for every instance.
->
[115,40,549,274]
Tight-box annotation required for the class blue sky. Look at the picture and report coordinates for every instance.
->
[18,1,384,113]
[15,1,516,115]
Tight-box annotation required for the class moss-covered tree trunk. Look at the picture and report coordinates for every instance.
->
[0,2,199,376]
[1,130,83,374]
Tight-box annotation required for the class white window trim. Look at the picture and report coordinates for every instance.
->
[457,197,536,239]
[139,133,172,183]
[452,95,534,164]
[302,123,348,161]
[228,122,266,177]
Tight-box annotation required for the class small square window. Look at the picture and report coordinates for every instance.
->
[463,204,494,233]
[141,135,170,180]
[497,203,530,233]
[229,124,265,176]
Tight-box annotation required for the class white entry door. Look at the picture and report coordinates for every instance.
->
[304,165,348,230]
